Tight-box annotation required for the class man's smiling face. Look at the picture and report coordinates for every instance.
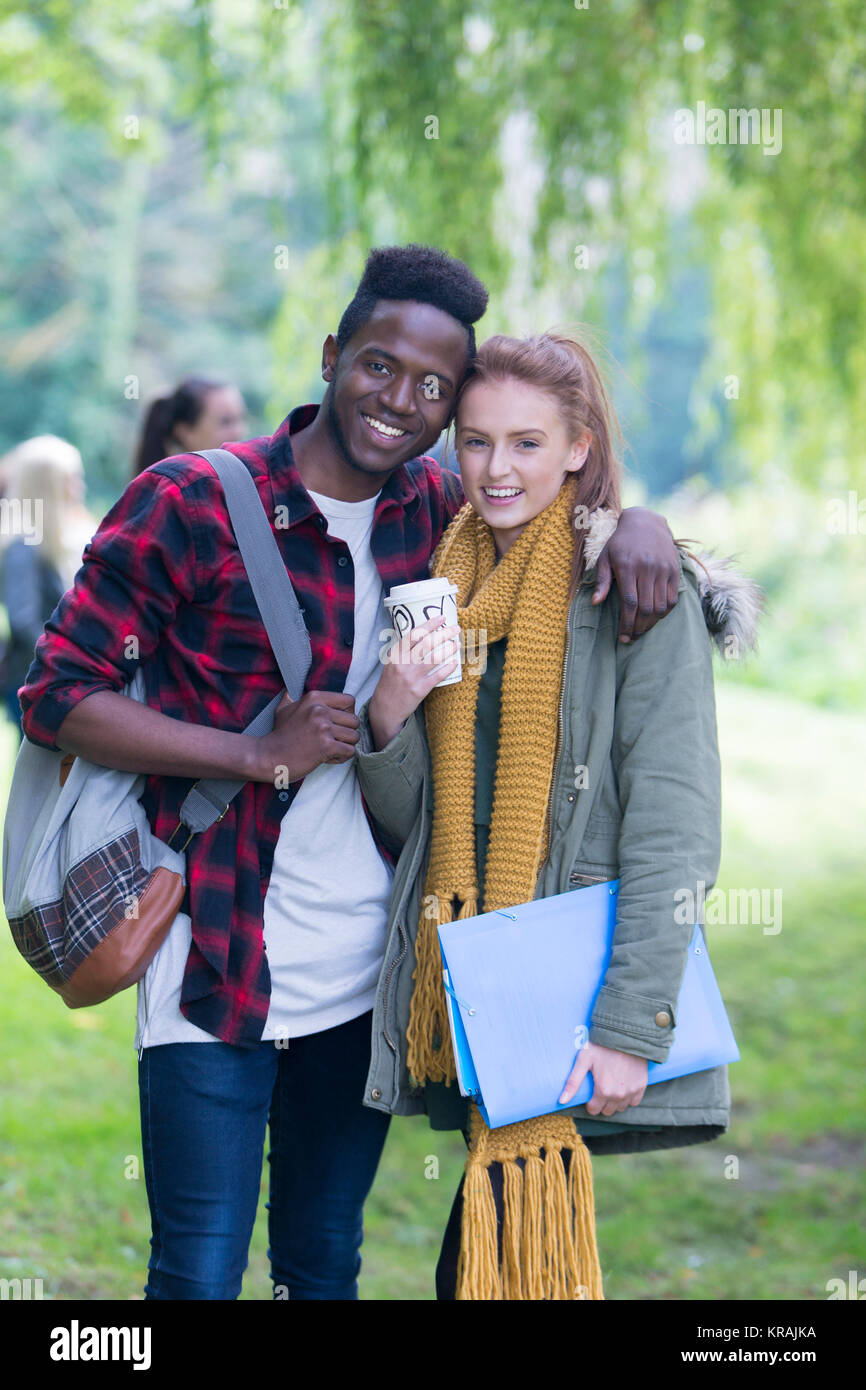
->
[322,299,470,477]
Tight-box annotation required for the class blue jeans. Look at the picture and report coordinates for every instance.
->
[138,1009,391,1300]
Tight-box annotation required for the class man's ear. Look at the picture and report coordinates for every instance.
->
[322,334,339,382]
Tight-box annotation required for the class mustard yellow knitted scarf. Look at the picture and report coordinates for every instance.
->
[407,472,604,1300]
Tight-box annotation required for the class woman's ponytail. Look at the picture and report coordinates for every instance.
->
[131,375,224,478]
[132,395,175,477]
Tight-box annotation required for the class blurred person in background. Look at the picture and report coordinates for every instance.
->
[0,435,96,739]
[132,376,248,478]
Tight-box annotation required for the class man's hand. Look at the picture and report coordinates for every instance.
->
[558,1040,648,1116]
[592,506,680,643]
[254,690,360,783]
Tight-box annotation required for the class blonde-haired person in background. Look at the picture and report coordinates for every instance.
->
[0,435,96,739]
[354,330,760,1299]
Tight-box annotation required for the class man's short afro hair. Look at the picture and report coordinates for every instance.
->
[336,243,489,359]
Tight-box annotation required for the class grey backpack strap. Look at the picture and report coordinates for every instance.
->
[199,448,312,699]
[172,692,285,839]
[172,448,313,843]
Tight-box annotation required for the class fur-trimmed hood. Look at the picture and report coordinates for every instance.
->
[583,508,763,661]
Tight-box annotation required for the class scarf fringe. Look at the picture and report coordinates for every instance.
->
[455,1160,503,1300]
[501,1159,524,1298]
[455,1119,605,1301]
[567,1138,605,1300]
[407,890,477,1084]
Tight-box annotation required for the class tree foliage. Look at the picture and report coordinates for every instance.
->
[1,0,864,491]
[324,0,866,486]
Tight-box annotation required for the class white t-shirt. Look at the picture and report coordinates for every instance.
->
[134,487,394,1050]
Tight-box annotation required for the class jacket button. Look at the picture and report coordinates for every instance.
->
[566,793,576,803]
[370,1087,382,1100]
[654,1010,671,1027]
[337,555,349,566]
[278,790,289,801]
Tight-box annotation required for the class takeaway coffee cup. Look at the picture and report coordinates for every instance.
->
[384,578,462,687]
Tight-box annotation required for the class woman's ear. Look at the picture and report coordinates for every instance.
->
[566,430,592,472]
[172,421,194,450]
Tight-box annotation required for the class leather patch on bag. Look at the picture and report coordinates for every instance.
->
[58,865,185,1009]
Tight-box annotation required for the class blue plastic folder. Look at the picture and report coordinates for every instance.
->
[438,879,739,1130]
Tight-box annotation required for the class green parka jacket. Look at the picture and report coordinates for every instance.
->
[353,547,756,1155]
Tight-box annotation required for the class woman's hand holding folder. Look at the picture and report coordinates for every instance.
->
[558,1040,648,1116]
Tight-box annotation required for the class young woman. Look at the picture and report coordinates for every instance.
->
[353,332,759,1300]
[131,375,247,477]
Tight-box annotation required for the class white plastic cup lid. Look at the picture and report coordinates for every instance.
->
[385,578,458,606]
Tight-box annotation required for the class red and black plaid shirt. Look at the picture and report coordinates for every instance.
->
[19,404,464,1046]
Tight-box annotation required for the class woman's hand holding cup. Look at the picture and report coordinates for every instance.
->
[369,614,460,751]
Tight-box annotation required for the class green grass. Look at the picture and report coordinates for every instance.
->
[1,682,863,1300]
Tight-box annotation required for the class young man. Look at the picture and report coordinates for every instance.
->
[19,244,681,1301]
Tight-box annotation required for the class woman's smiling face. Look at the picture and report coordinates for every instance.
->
[456,377,590,556]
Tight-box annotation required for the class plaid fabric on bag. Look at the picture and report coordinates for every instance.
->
[9,828,152,988]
